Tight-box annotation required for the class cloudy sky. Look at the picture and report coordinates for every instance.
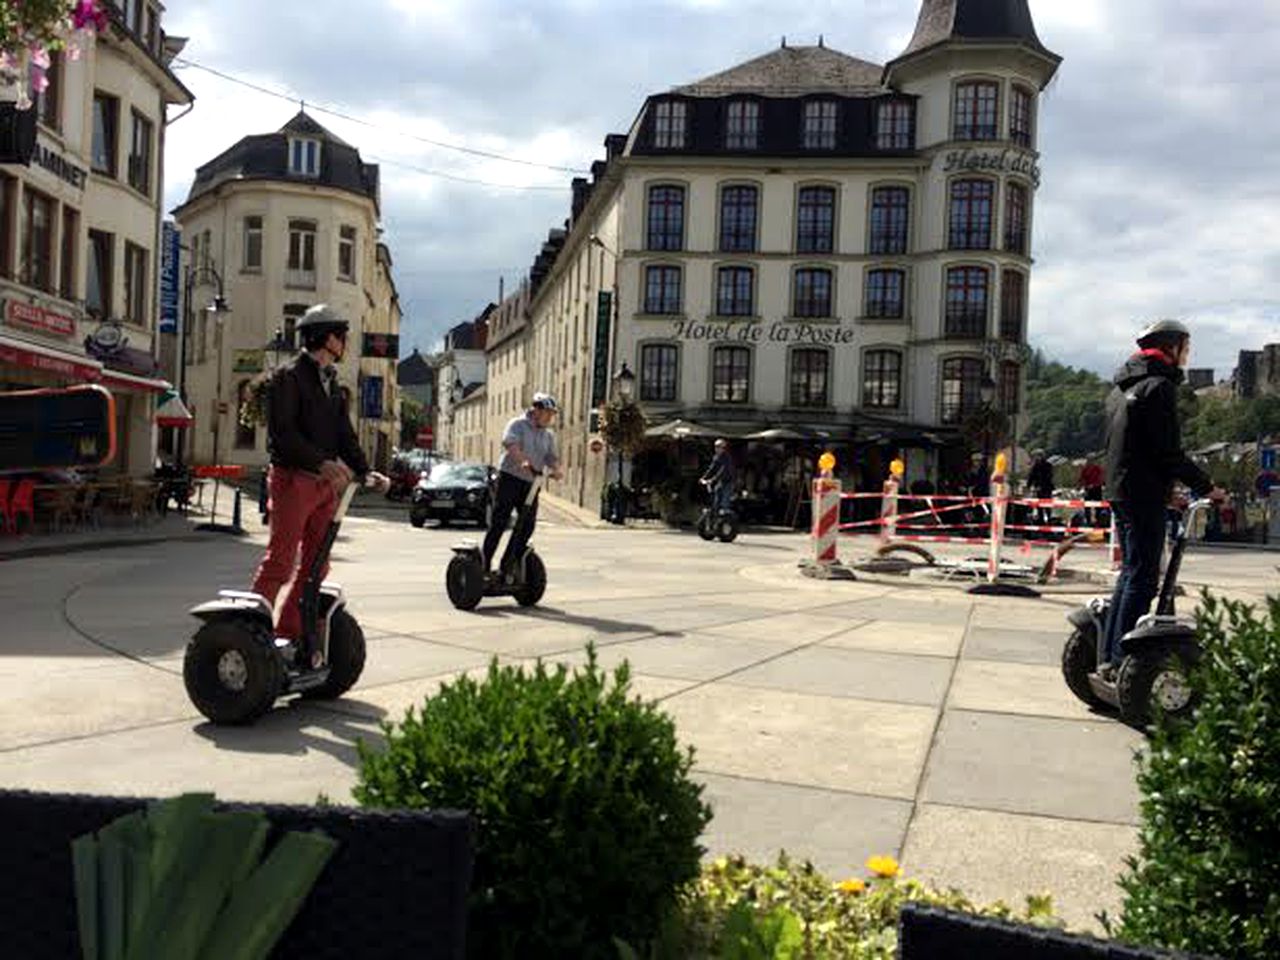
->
[160,0,1280,378]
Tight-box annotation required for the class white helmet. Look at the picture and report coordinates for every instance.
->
[531,392,559,412]
[1137,318,1190,346]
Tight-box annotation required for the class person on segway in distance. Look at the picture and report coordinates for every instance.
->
[701,438,736,515]
[1101,318,1221,680]
[482,392,563,584]
[251,304,388,652]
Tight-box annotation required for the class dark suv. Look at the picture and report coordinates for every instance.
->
[410,462,495,528]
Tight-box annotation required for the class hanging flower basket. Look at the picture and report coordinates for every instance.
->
[2,2,109,110]
[238,374,272,430]
[598,398,647,455]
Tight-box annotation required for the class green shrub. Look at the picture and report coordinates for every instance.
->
[1116,594,1280,958]
[354,647,712,959]
[619,853,1059,959]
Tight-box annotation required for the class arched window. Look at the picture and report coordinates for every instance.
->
[941,357,984,424]
[646,185,685,251]
[869,187,910,254]
[945,266,990,339]
[789,349,830,407]
[792,268,833,319]
[719,185,759,252]
[796,186,836,254]
[711,346,751,404]
[949,179,995,250]
[953,81,999,141]
[862,350,902,410]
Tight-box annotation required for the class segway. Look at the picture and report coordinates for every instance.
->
[1061,499,1209,729]
[446,471,547,611]
[183,478,370,726]
[697,479,740,543]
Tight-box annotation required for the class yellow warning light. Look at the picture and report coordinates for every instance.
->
[818,452,836,474]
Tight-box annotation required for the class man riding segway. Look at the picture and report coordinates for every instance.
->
[252,304,388,650]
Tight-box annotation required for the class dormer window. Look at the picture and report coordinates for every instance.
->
[802,100,838,150]
[875,100,914,151]
[652,101,687,149]
[725,100,760,150]
[289,138,321,177]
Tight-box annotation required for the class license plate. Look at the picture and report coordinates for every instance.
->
[432,499,454,509]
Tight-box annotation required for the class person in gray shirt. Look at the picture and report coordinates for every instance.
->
[482,392,564,578]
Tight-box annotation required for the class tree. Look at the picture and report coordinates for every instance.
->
[399,397,426,448]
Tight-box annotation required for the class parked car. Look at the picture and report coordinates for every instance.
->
[410,462,494,528]
[388,449,442,501]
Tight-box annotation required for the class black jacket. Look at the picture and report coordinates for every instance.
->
[702,450,735,487]
[1028,459,1055,497]
[1104,354,1210,504]
[266,353,369,478]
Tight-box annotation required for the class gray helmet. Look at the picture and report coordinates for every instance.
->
[1137,318,1189,346]
[297,304,350,334]
[531,392,558,412]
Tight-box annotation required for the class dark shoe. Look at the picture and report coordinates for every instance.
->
[1097,662,1119,683]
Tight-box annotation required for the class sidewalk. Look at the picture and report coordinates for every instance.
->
[0,513,208,561]
[539,490,610,529]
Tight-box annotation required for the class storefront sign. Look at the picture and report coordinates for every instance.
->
[232,350,264,374]
[941,147,1041,188]
[360,375,384,419]
[32,138,88,190]
[671,319,856,346]
[362,332,400,358]
[3,299,76,338]
[591,291,612,407]
[0,340,99,380]
[159,221,180,334]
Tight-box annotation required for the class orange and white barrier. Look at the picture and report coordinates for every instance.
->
[811,476,842,565]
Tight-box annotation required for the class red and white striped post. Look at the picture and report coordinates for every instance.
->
[986,453,1010,584]
[811,452,841,567]
[879,458,904,545]
[1108,510,1121,569]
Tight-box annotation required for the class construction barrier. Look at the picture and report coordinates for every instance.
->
[811,476,842,566]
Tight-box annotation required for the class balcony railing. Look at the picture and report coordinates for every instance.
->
[285,268,316,290]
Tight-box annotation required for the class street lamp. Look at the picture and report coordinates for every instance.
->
[979,369,998,471]
[176,262,230,467]
[265,327,290,373]
[613,361,635,401]
[607,362,637,524]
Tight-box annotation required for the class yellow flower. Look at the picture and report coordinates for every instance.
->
[866,855,901,879]
[836,879,866,895]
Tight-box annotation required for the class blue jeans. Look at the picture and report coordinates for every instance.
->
[1103,501,1166,665]
[713,483,734,513]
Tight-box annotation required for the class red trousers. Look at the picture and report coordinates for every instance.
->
[251,466,338,640]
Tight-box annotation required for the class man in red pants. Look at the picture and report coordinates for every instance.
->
[251,305,387,647]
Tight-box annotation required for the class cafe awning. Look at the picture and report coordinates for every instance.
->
[0,333,101,381]
[644,418,726,440]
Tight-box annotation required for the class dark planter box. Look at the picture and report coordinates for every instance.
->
[899,903,1217,960]
[0,789,475,960]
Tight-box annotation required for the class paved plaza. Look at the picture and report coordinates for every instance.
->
[0,499,1274,931]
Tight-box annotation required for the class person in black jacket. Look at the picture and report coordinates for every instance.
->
[250,305,387,643]
[701,439,736,513]
[1100,318,1219,675]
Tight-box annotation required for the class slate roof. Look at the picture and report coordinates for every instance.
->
[896,0,1057,61]
[675,44,886,97]
[397,350,433,387]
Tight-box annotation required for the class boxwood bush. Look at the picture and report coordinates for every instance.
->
[354,647,712,959]
[1116,594,1280,958]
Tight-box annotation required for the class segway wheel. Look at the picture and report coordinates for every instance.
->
[697,511,715,541]
[1061,627,1107,709]
[515,551,547,607]
[716,515,740,543]
[447,554,485,611]
[183,619,282,726]
[1117,642,1201,729]
[299,608,366,701]
[409,508,428,528]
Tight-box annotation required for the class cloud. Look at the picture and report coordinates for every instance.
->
[162,0,1280,377]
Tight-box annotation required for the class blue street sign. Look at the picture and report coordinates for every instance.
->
[360,375,384,419]
[159,221,180,334]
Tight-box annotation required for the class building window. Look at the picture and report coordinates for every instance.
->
[949,179,994,250]
[793,268,833,319]
[128,110,153,196]
[999,361,1021,413]
[86,230,114,320]
[865,268,905,319]
[282,303,308,349]
[1000,271,1026,342]
[34,51,61,131]
[122,0,143,34]
[796,186,835,254]
[640,343,679,402]
[954,81,999,141]
[941,357,984,423]
[235,381,257,449]
[646,185,685,251]
[725,100,760,149]
[876,99,913,150]
[946,267,989,339]
[0,174,12,279]
[91,92,119,176]
[1010,86,1034,148]
[863,350,902,409]
[869,186,910,255]
[289,138,320,177]
[124,242,148,327]
[716,265,754,317]
[243,216,263,270]
[21,188,54,293]
[145,5,159,52]
[60,207,78,301]
[652,100,686,149]
[1005,182,1029,254]
[644,265,682,314]
[790,349,829,407]
[339,225,356,281]
[802,100,837,149]
[712,346,751,403]
[287,219,317,287]
[719,185,758,253]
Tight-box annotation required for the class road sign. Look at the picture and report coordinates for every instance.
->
[416,426,434,449]
[590,438,604,454]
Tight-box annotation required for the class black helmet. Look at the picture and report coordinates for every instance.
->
[298,304,350,350]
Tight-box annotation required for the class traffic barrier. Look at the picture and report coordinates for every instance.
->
[811,476,841,566]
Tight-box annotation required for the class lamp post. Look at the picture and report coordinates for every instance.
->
[979,368,997,471]
[265,326,290,373]
[177,261,229,467]
[608,361,637,524]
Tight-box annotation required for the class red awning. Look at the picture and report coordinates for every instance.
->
[0,335,101,381]
[100,369,170,393]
